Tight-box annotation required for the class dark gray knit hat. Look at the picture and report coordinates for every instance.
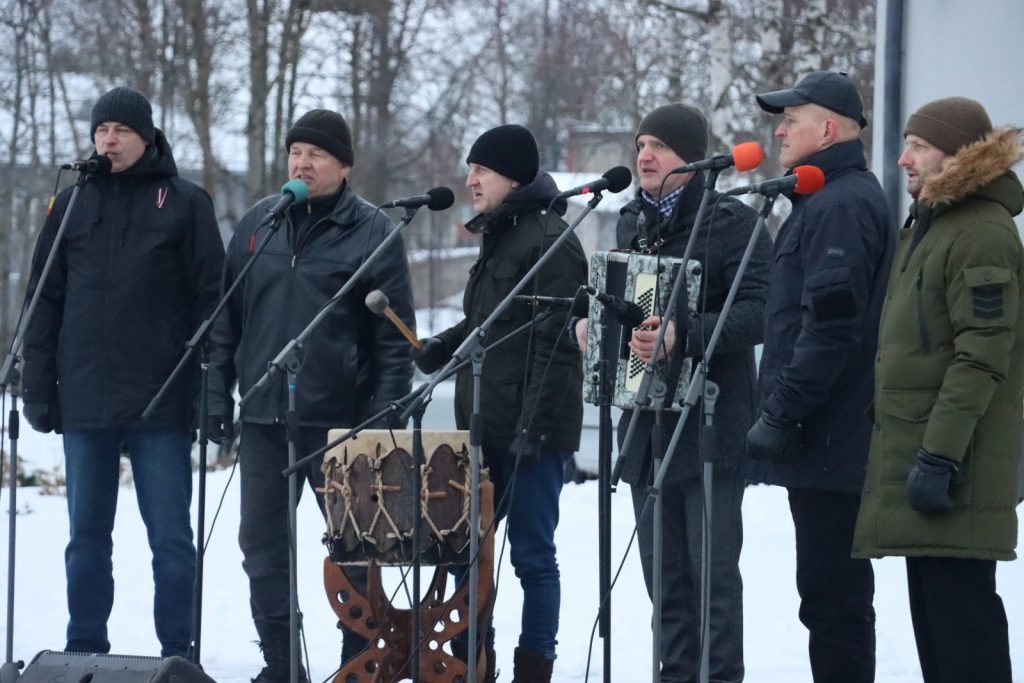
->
[91,86,156,144]
[285,109,355,165]
[636,104,709,164]
[466,124,539,185]
[903,97,993,156]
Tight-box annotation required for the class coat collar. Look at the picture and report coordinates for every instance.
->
[919,127,1023,207]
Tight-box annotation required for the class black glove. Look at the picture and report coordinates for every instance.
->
[413,337,447,374]
[24,401,60,434]
[509,434,544,466]
[907,449,958,513]
[746,412,801,462]
[206,414,234,445]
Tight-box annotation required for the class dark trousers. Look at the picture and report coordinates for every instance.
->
[906,556,1011,683]
[237,423,368,665]
[631,472,745,683]
[788,489,875,683]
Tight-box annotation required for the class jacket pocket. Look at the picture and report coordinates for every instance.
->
[804,265,856,325]
[875,388,937,483]
[964,265,1012,325]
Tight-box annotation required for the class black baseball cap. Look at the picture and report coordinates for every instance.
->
[756,71,868,128]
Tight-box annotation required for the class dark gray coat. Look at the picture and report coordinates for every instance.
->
[616,174,771,485]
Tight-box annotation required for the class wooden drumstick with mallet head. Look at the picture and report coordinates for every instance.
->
[365,289,422,350]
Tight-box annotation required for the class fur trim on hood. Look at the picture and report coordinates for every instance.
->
[920,126,1022,206]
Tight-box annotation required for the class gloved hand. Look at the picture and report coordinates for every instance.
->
[746,412,801,462]
[24,401,60,434]
[509,434,544,466]
[907,449,958,513]
[206,414,234,445]
[413,337,447,374]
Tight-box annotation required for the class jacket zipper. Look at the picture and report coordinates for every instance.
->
[916,270,932,353]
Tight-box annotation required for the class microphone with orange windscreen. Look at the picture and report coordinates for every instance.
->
[669,141,766,175]
[723,164,826,197]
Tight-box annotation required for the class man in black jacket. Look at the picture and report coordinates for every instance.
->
[414,124,587,683]
[22,86,225,658]
[207,109,415,682]
[746,71,894,682]
[576,103,770,683]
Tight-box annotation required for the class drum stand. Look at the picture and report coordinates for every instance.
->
[322,482,495,683]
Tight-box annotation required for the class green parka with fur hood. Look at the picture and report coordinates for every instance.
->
[853,127,1024,561]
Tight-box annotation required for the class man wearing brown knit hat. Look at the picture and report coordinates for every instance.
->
[571,103,770,683]
[854,97,1024,682]
[208,108,414,683]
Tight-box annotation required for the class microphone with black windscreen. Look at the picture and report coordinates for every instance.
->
[61,156,113,175]
[380,186,455,211]
[556,166,633,199]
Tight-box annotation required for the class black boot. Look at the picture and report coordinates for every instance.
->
[252,628,308,683]
[512,647,552,683]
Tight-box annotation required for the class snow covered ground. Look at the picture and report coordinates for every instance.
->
[3,382,1024,682]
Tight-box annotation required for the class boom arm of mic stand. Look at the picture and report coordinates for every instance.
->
[648,193,774,495]
[142,217,286,420]
[284,310,556,476]
[401,193,603,422]
[611,168,723,485]
[239,205,418,410]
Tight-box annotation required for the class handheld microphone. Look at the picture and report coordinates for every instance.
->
[365,289,422,349]
[61,157,113,174]
[556,166,633,199]
[260,178,310,225]
[380,186,455,211]
[723,165,825,197]
[669,141,764,175]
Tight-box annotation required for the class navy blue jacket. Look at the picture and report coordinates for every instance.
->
[207,182,414,428]
[748,139,895,494]
[22,133,224,430]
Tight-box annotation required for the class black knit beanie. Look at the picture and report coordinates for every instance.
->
[466,124,539,185]
[285,109,355,166]
[903,97,993,156]
[636,104,709,164]
[91,86,156,144]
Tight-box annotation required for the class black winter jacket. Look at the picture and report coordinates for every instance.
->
[21,133,225,430]
[747,139,895,494]
[207,182,414,428]
[615,174,771,485]
[434,172,588,453]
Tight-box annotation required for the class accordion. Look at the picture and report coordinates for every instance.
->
[583,251,702,411]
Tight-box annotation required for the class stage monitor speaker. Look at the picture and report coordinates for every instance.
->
[18,651,216,683]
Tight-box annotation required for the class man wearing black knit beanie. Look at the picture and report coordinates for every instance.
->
[854,97,1024,682]
[571,102,770,683]
[208,108,414,683]
[413,124,587,683]
[22,86,225,659]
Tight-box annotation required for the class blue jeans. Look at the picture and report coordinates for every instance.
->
[63,428,196,657]
[452,443,570,660]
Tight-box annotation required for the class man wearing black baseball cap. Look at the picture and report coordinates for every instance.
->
[746,71,895,682]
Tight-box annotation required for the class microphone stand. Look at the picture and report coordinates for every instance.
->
[141,212,288,664]
[238,204,420,683]
[0,167,102,683]
[643,193,774,683]
[590,304,613,683]
[401,192,604,683]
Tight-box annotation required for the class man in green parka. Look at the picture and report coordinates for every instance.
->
[853,97,1024,682]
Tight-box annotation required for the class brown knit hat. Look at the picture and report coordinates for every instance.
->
[636,104,709,164]
[903,97,993,156]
